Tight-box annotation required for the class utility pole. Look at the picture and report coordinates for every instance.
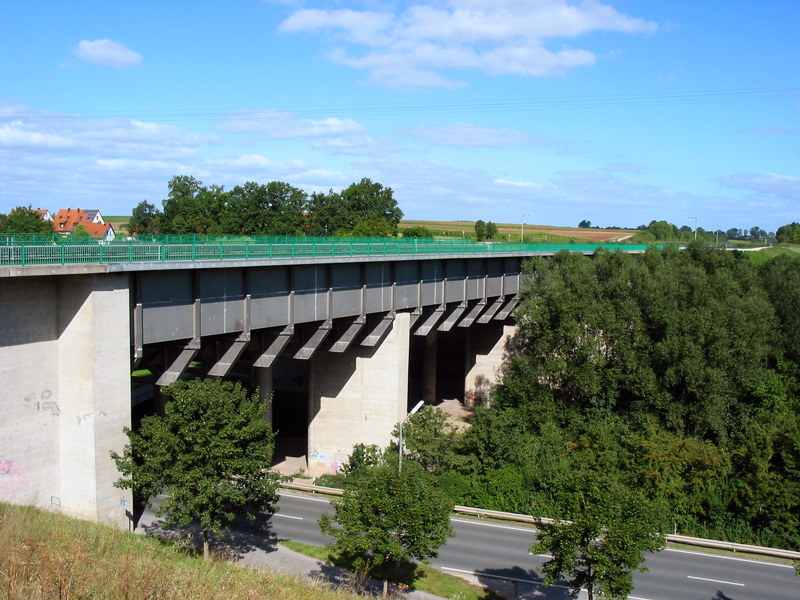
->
[688,216,698,239]
[521,213,530,243]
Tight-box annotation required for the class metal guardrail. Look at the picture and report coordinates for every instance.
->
[0,238,652,267]
[665,534,800,560]
[280,482,800,560]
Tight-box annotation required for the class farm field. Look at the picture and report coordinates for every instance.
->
[400,219,634,243]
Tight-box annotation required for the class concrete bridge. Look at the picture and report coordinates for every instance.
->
[0,238,649,526]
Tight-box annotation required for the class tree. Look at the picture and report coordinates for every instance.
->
[71,223,91,240]
[160,175,228,234]
[340,178,403,235]
[474,219,487,241]
[111,378,280,559]
[485,221,498,240]
[307,179,403,236]
[1,206,54,234]
[578,220,592,229]
[392,405,467,476]
[224,181,307,236]
[776,222,800,245]
[402,225,433,238]
[319,461,453,598]
[128,200,162,235]
[531,473,666,600]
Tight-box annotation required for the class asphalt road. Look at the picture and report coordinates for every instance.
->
[270,492,800,600]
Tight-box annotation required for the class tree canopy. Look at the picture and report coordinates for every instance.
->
[777,222,800,244]
[319,457,453,598]
[111,378,281,559]
[0,206,54,234]
[388,246,800,553]
[531,472,665,600]
[130,175,404,237]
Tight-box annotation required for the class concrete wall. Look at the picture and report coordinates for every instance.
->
[464,322,516,406]
[307,313,410,475]
[0,274,132,526]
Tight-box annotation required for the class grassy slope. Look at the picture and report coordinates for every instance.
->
[0,503,357,600]
[0,503,496,600]
[747,244,800,264]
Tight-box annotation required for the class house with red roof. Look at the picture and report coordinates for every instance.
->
[52,208,115,242]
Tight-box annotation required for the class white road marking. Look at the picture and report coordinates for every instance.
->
[666,547,796,569]
[687,575,745,587]
[278,492,332,504]
[440,566,569,589]
[272,513,303,520]
[450,517,537,534]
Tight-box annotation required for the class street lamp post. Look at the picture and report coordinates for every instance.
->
[521,213,530,243]
[689,216,698,240]
[398,400,425,472]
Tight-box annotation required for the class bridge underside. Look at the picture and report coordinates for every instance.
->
[1,255,519,524]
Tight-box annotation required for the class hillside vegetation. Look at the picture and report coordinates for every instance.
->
[0,503,357,600]
[398,245,800,550]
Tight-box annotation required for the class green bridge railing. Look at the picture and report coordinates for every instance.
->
[0,237,652,267]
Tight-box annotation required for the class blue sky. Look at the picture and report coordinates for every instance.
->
[1,1,798,232]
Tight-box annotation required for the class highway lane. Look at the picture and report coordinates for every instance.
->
[273,492,800,600]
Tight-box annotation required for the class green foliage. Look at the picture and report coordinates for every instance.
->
[776,222,800,244]
[401,225,433,238]
[319,461,453,597]
[453,245,800,550]
[71,223,91,240]
[160,176,227,234]
[306,179,403,236]
[111,378,280,558]
[531,472,666,600]
[473,220,497,241]
[1,205,54,234]
[128,200,162,235]
[393,406,470,476]
[340,443,385,481]
[139,175,403,237]
[224,180,307,235]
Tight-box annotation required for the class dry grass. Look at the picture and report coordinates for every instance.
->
[0,503,358,600]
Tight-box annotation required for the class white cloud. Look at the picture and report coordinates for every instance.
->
[406,123,551,147]
[279,9,394,46]
[0,112,214,159]
[717,173,800,200]
[495,178,545,188]
[74,39,142,68]
[219,109,397,155]
[278,0,657,87]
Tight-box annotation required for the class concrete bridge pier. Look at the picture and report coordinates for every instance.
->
[422,330,437,402]
[306,313,410,475]
[464,322,516,407]
[0,274,132,526]
[254,366,274,427]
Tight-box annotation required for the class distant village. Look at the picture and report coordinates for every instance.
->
[30,208,116,242]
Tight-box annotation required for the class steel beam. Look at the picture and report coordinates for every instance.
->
[361,312,395,347]
[294,320,332,360]
[255,325,293,368]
